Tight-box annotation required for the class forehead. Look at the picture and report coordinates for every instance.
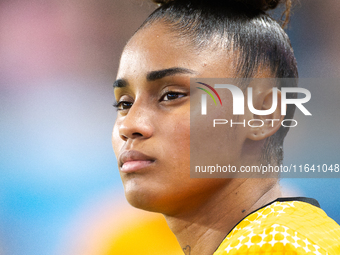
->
[117,23,237,79]
[118,24,193,75]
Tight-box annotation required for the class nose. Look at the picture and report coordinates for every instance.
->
[118,103,154,142]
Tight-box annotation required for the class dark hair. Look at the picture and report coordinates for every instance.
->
[136,0,298,164]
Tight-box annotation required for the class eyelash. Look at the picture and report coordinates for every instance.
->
[113,91,187,111]
[159,91,187,102]
[113,101,133,111]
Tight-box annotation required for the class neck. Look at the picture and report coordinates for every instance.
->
[164,179,281,255]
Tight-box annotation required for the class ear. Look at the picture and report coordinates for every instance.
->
[246,85,284,141]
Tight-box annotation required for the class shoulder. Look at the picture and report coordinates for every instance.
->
[214,198,340,255]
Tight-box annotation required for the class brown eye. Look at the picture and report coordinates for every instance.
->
[162,92,186,101]
[114,101,133,110]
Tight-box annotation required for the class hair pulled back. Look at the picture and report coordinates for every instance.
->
[151,0,292,27]
[137,0,298,164]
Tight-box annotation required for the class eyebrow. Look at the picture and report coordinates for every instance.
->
[113,79,127,89]
[146,67,196,81]
[113,67,196,89]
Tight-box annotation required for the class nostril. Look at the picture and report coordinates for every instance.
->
[120,132,143,141]
[120,134,128,141]
[132,132,143,137]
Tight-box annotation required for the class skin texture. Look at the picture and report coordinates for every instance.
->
[112,23,283,255]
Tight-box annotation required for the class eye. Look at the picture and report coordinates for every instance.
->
[113,101,133,111]
[161,92,186,101]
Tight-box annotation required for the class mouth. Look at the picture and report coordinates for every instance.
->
[119,150,155,173]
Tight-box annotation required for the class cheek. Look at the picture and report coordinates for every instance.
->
[174,112,190,146]
[161,111,191,169]
[189,93,244,168]
[112,120,122,157]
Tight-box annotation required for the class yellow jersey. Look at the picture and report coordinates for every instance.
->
[213,198,340,255]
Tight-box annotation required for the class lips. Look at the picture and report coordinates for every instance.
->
[119,150,155,173]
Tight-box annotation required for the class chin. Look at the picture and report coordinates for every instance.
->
[123,180,170,213]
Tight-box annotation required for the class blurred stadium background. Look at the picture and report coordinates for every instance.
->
[0,0,339,254]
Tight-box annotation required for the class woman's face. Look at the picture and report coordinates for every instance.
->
[112,23,248,215]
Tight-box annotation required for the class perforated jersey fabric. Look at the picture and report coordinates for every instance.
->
[213,198,340,255]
